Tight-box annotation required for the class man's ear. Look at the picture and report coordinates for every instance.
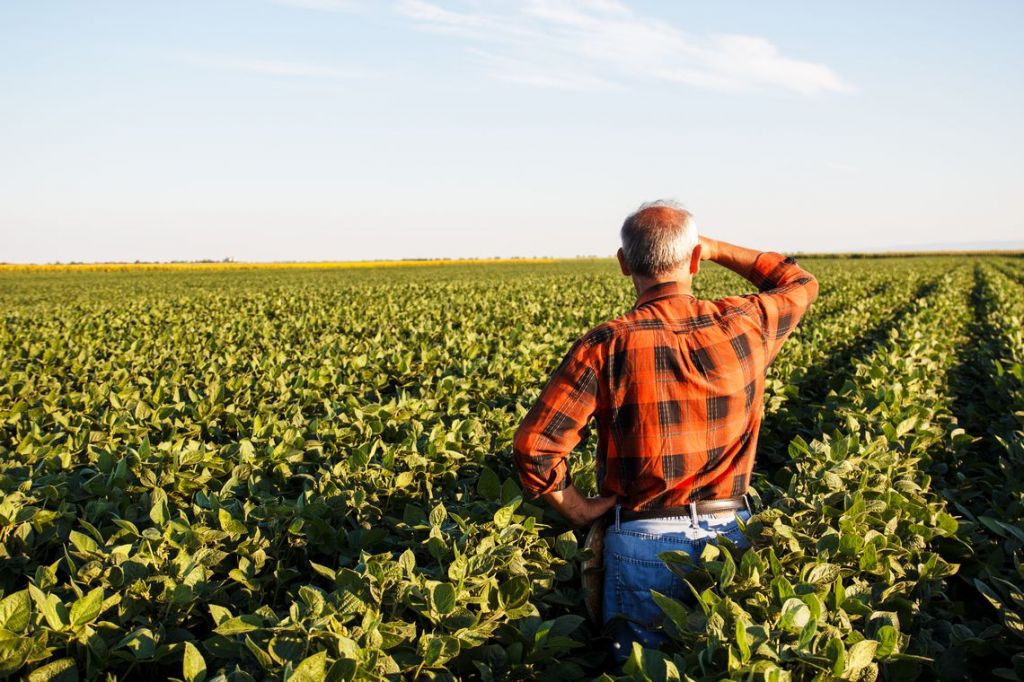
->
[616,248,630,276]
[689,244,702,275]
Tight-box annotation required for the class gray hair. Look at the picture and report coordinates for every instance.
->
[620,200,699,278]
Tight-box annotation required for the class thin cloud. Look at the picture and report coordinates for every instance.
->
[177,53,374,80]
[270,0,363,12]
[396,0,852,95]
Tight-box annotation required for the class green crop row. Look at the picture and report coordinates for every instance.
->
[924,264,1024,678]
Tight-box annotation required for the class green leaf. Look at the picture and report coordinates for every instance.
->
[846,639,878,671]
[287,650,328,682]
[499,576,530,610]
[214,615,263,635]
[28,585,67,631]
[652,591,689,635]
[493,498,521,529]
[182,641,207,682]
[150,489,170,527]
[0,590,31,633]
[935,511,959,535]
[477,467,501,500]
[429,503,447,527]
[69,587,104,627]
[826,637,846,676]
[68,530,98,554]
[218,508,246,535]
[430,582,457,615]
[876,625,898,658]
[553,531,577,560]
[208,604,232,625]
[398,549,416,576]
[719,549,736,588]
[26,657,77,682]
[735,618,751,663]
[779,598,810,631]
[0,631,32,677]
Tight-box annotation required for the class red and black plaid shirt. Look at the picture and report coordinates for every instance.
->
[512,252,818,510]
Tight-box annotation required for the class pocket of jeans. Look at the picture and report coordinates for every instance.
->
[611,551,692,628]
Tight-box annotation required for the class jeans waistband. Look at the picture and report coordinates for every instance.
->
[612,504,750,532]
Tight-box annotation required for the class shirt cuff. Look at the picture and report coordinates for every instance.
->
[521,464,573,500]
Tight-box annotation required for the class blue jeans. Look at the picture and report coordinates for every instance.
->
[602,507,752,663]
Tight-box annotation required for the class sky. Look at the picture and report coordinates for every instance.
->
[1,0,1022,263]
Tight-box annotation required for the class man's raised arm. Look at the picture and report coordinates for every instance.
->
[700,236,819,361]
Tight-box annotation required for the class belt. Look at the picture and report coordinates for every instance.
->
[618,494,752,524]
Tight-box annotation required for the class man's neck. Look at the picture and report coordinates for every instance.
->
[633,274,693,298]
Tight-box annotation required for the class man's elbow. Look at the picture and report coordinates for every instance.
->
[512,422,532,463]
[794,267,819,305]
[511,423,537,487]
[805,273,820,304]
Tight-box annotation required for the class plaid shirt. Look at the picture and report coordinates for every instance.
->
[512,252,818,510]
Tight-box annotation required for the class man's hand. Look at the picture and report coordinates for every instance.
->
[698,235,717,261]
[542,484,617,527]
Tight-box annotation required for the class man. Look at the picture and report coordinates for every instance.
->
[512,200,818,661]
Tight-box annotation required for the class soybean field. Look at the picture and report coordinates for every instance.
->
[1,256,1023,681]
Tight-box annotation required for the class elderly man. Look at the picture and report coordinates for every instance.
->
[512,200,818,661]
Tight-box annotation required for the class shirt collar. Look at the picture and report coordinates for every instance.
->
[634,280,695,309]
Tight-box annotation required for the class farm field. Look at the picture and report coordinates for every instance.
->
[1,256,1023,681]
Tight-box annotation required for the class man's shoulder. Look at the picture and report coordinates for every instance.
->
[579,297,758,348]
[576,310,663,350]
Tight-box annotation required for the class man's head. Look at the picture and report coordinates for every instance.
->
[617,200,701,288]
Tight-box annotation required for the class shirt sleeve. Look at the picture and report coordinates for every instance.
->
[512,338,600,499]
[744,252,819,363]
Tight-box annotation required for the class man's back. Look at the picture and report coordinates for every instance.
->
[513,251,818,510]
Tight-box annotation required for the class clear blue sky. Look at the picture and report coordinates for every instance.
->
[2,0,1021,263]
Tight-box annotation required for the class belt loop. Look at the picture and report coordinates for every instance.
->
[689,501,698,527]
[614,504,621,531]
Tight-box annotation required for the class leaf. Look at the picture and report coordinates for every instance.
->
[218,508,246,535]
[309,562,337,582]
[429,503,447,527]
[69,587,104,627]
[652,591,689,634]
[28,585,67,631]
[68,530,98,554]
[826,637,846,676]
[735,618,751,663]
[431,582,456,615]
[208,604,232,625]
[287,650,328,682]
[846,639,878,672]
[779,598,810,631]
[876,625,898,658]
[0,634,32,678]
[26,657,77,682]
[935,511,959,535]
[553,531,577,560]
[398,549,416,576]
[214,615,263,635]
[499,576,530,610]
[182,641,207,682]
[805,563,842,585]
[150,488,170,527]
[493,498,521,529]
[0,590,31,633]
[477,467,501,500]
